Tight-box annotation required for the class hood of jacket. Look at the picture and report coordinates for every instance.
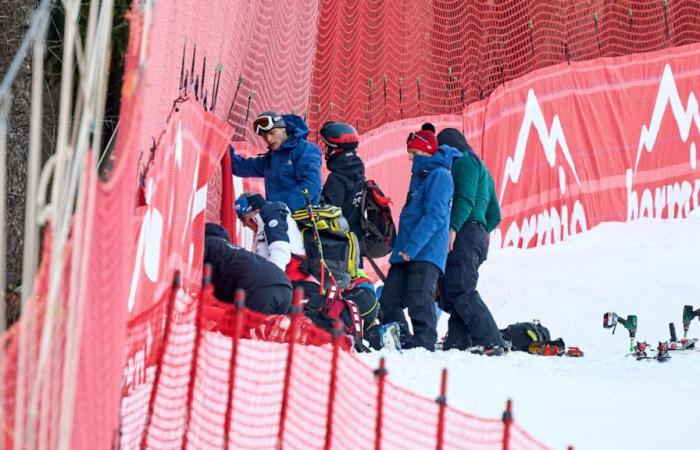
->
[436,128,475,156]
[278,114,311,151]
[410,145,463,175]
[326,150,365,181]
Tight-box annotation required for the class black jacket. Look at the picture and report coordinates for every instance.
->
[204,224,291,302]
[321,150,365,238]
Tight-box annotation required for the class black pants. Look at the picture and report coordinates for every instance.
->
[442,222,504,349]
[379,261,440,351]
[247,284,293,315]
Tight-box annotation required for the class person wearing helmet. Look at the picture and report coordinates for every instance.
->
[319,121,366,242]
[229,111,322,212]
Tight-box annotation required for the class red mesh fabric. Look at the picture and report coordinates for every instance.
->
[122,284,549,450]
[8,0,700,448]
[308,0,700,136]
[510,423,552,450]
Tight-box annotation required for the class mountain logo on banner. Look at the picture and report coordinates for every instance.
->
[634,64,700,174]
[499,89,581,203]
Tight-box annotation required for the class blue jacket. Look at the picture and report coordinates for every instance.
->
[389,145,462,272]
[230,114,322,212]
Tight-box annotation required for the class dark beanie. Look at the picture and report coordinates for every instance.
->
[205,223,230,241]
[437,128,473,154]
[421,122,436,133]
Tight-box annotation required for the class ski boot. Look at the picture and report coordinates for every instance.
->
[378,322,402,352]
[656,342,671,362]
[627,341,650,360]
[467,345,505,356]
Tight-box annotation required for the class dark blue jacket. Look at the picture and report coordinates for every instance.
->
[389,146,462,272]
[230,114,322,212]
[203,224,291,303]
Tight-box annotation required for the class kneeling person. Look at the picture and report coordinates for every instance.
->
[235,191,310,285]
[204,223,292,314]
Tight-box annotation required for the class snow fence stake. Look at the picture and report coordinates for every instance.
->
[139,271,181,450]
[224,289,246,449]
[435,368,448,450]
[324,320,344,450]
[374,357,387,450]
[502,399,513,450]
[220,150,234,238]
[181,264,211,450]
[277,287,303,447]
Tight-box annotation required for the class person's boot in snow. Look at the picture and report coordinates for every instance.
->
[468,345,505,356]
[364,321,402,351]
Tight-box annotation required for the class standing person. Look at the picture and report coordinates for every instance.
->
[203,223,292,314]
[436,128,505,355]
[229,111,322,212]
[379,124,461,351]
[318,121,365,240]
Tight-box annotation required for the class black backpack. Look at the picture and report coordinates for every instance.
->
[500,322,557,351]
[359,180,396,258]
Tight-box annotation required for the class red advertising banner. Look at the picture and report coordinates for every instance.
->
[460,43,700,249]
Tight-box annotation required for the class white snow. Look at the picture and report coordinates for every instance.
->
[359,211,700,450]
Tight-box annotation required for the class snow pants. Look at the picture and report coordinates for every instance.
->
[442,221,504,349]
[379,261,440,351]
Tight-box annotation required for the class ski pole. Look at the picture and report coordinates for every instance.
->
[302,189,339,293]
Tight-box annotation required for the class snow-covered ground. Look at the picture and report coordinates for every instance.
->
[359,212,700,450]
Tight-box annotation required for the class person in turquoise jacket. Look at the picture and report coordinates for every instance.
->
[379,124,461,351]
[229,112,322,212]
[436,127,505,355]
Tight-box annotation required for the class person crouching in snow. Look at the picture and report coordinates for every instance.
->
[203,223,292,314]
[378,124,461,351]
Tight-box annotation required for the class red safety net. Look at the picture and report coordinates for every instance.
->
[123,280,536,450]
[3,0,699,449]
[307,0,700,136]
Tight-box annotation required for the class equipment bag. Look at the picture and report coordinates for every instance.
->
[359,180,396,258]
[298,228,360,289]
[500,321,561,352]
[292,204,349,237]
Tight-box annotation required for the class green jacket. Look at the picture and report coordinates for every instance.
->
[450,149,501,233]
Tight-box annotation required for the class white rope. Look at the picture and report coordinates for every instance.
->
[0,92,11,450]
[57,2,115,448]
[23,0,115,447]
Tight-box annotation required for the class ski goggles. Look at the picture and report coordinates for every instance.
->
[253,114,285,135]
[406,131,430,145]
[234,193,265,217]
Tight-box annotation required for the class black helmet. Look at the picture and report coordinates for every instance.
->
[319,122,359,155]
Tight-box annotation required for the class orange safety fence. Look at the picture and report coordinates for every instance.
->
[122,274,548,450]
[3,0,699,448]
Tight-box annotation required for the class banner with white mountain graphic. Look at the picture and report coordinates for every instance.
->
[462,43,700,249]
